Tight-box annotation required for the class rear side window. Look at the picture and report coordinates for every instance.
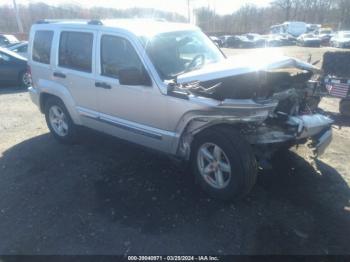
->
[32,30,53,64]
[100,35,143,79]
[59,31,93,73]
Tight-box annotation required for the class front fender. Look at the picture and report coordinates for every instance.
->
[171,99,278,158]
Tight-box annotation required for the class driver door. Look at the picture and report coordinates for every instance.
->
[0,52,17,81]
[94,32,171,152]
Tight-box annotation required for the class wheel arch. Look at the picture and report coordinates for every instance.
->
[174,116,249,161]
[39,85,81,125]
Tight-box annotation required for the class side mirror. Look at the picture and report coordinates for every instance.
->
[118,67,152,86]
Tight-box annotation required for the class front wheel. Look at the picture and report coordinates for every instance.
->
[44,97,78,144]
[191,127,257,201]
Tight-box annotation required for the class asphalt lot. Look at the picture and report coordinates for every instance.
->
[0,46,349,255]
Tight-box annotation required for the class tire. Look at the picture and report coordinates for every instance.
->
[339,99,350,117]
[18,71,31,88]
[191,126,257,201]
[44,97,78,144]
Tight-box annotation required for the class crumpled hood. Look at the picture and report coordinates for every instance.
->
[177,53,321,84]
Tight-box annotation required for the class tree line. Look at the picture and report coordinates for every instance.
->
[1,0,350,35]
[0,2,186,33]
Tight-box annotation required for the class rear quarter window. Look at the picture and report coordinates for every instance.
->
[59,31,93,73]
[32,30,53,64]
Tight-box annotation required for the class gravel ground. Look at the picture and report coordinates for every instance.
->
[0,46,349,255]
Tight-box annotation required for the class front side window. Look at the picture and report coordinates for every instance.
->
[59,31,93,73]
[141,30,224,80]
[100,35,143,79]
[32,30,53,64]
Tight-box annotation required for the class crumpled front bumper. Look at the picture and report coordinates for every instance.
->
[312,129,332,157]
[247,113,333,157]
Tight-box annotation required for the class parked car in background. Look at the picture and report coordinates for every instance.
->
[265,34,284,47]
[7,41,28,58]
[314,28,334,46]
[265,34,296,47]
[270,21,307,37]
[307,24,321,33]
[297,33,321,47]
[243,33,266,47]
[0,34,19,47]
[220,35,243,48]
[209,36,223,47]
[330,31,350,48]
[0,47,31,87]
[218,35,231,47]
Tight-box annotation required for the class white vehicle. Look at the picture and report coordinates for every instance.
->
[28,19,333,200]
[270,21,307,37]
[330,31,350,48]
[7,41,28,58]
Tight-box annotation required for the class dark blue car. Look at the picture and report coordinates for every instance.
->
[0,47,31,87]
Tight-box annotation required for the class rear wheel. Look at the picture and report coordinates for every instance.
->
[19,71,31,88]
[339,99,350,117]
[191,127,257,200]
[44,97,78,144]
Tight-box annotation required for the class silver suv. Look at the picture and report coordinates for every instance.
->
[28,19,333,200]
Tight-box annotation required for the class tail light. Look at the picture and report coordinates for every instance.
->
[27,65,31,75]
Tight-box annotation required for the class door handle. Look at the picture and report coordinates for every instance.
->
[53,72,66,78]
[95,82,112,89]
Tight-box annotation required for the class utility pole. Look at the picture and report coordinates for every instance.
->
[187,0,191,23]
[12,0,24,33]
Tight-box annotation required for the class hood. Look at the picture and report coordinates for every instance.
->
[177,53,321,84]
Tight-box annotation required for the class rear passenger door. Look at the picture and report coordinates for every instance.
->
[30,30,54,90]
[54,29,98,116]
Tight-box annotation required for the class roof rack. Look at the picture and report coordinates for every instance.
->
[35,19,60,24]
[35,19,103,25]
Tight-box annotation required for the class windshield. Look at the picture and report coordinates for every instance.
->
[141,30,224,80]
[342,33,350,38]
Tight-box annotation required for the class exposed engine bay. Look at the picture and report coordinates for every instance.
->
[171,55,333,159]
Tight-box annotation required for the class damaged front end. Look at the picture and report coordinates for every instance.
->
[173,54,333,159]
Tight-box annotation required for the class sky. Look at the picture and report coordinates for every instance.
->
[3,0,272,16]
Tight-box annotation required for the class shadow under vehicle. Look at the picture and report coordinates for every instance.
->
[0,130,349,254]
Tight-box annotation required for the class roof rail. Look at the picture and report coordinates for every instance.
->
[88,19,103,25]
[35,19,59,24]
[35,19,103,25]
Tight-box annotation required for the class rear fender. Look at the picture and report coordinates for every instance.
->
[38,79,82,125]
